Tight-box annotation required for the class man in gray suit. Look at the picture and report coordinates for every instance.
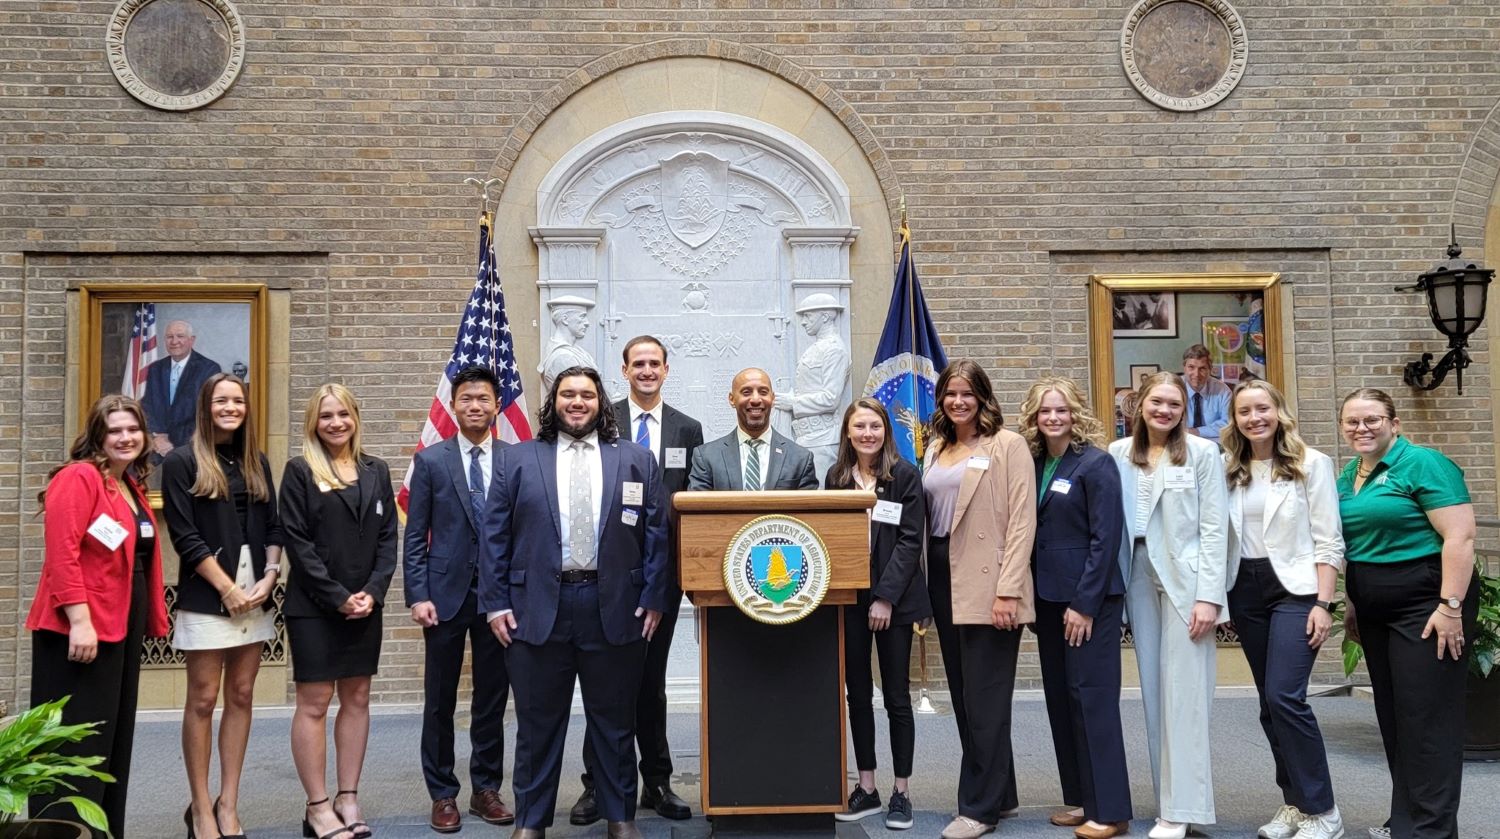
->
[687,367,819,492]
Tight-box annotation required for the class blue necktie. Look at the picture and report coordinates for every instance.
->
[468,446,485,521]
[636,413,651,451]
[169,363,182,403]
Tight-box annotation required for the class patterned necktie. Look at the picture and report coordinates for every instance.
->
[636,413,651,451]
[468,446,485,522]
[1192,392,1204,428]
[170,362,182,403]
[568,440,596,569]
[743,438,763,491]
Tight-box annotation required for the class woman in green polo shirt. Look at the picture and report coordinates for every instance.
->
[1337,387,1479,839]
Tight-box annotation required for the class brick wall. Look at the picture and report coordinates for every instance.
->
[4,0,1499,705]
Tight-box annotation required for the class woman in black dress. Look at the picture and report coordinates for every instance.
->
[162,373,283,839]
[280,383,397,839]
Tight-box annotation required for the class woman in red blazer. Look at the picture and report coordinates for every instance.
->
[26,395,169,838]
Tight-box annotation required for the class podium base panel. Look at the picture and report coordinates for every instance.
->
[672,815,872,839]
[703,606,844,813]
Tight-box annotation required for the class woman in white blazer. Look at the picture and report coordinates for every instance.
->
[1222,380,1345,839]
[1107,371,1228,839]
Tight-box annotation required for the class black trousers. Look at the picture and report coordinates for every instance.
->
[507,580,646,828]
[1228,558,1334,815]
[1035,595,1132,824]
[1347,558,1479,839]
[421,583,510,801]
[29,568,148,839]
[582,594,682,790]
[844,595,916,777]
[926,535,1018,818]
[956,624,1022,824]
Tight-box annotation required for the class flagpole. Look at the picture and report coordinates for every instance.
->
[900,198,927,462]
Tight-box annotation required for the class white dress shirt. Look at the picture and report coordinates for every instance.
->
[557,431,603,571]
[735,425,773,488]
[628,398,662,463]
[456,434,493,494]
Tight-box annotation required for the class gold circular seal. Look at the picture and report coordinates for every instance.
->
[722,514,832,625]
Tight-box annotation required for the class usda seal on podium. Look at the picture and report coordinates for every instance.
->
[723,514,832,624]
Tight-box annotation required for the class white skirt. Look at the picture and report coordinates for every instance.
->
[172,545,277,651]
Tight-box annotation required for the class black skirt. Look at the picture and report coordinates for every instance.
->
[286,611,383,682]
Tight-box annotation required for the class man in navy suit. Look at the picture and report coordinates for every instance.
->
[571,336,703,825]
[404,366,514,833]
[141,319,221,456]
[482,366,669,839]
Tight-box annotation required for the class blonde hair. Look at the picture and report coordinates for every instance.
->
[302,383,364,490]
[188,374,270,502]
[1222,380,1307,487]
[1129,371,1188,467]
[1017,377,1106,458]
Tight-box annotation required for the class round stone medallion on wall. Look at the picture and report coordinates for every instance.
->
[1120,0,1248,112]
[106,0,246,111]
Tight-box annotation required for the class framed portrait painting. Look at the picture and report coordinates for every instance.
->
[78,284,269,494]
[1128,364,1160,389]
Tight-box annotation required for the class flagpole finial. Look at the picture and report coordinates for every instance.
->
[465,176,503,220]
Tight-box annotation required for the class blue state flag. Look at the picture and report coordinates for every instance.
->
[863,220,948,464]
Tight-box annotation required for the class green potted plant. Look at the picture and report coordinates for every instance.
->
[0,697,112,839]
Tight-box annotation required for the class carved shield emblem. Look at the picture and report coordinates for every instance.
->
[661,152,729,249]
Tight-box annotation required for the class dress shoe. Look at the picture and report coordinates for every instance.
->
[1075,821,1130,839]
[1147,820,1187,839]
[941,816,996,839]
[607,821,644,839]
[470,789,516,826]
[511,829,545,839]
[569,785,601,826]
[1052,809,1088,827]
[429,798,461,834]
[641,782,692,820]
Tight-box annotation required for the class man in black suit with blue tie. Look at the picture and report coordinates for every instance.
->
[404,366,515,833]
[570,336,703,825]
[482,366,669,839]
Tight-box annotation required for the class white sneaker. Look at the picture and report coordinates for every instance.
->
[1295,808,1345,839]
[1148,820,1188,839]
[1260,805,1305,839]
[1366,828,1390,839]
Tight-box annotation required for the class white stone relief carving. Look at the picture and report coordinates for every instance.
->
[538,295,599,392]
[681,283,709,311]
[774,294,851,482]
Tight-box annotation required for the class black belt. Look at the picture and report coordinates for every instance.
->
[559,569,598,583]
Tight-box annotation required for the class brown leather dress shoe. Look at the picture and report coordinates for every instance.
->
[1074,821,1130,839]
[430,798,461,834]
[471,788,516,825]
[1051,809,1087,827]
[606,821,644,839]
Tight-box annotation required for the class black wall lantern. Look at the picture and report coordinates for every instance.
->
[1398,227,1494,394]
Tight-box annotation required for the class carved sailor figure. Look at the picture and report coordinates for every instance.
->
[774,293,851,483]
[538,295,598,392]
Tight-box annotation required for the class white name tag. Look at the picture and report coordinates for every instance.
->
[967,456,990,470]
[621,509,639,527]
[317,480,332,493]
[87,514,128,551]
[1164,466,1194,490]
[872,500,903,525]
[139,522,155,539]
[622,481,644,506]
[1050,478,1072,495]
[376,500,384,516]
[665,447,687,469]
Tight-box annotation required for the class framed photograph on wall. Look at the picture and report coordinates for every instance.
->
[1128,364,1161,389]
[1111,292,1177,337]
[78,284,269,495]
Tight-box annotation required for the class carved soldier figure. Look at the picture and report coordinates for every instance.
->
[774,293,851,482]
[538,295,598,391]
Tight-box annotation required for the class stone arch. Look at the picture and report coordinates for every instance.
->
[1451,95,1500,255]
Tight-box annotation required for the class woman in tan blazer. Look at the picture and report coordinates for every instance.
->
[923,359,1037,839]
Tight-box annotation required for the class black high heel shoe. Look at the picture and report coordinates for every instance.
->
[303,798,353,839]
[214,796,248,839]
[334,789,373,838]
[185,807,195,839]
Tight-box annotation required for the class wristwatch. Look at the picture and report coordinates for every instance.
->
[1440,595,1463,610]
[1313,600,1336,614]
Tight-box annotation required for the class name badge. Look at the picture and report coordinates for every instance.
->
[376,500,384,516]
[967,456,990,470]
[317,480,332,493]
[1050,478,1072,495]
[665,447,687,469]
[139,522,155,539]
[623,481,644,506]
[1164,466,1194,490]
[621,509,639,527]
[87,514,128,551]
[872,500,903,525]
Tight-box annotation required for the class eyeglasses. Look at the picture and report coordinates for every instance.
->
[1341,416,1389,432]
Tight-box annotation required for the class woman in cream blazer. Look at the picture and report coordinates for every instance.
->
[923,360,1035,839]
[1107,372,1228,839]
[1223,380,1345,839]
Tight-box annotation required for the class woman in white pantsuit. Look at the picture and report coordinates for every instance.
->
[1107,372,1229,839]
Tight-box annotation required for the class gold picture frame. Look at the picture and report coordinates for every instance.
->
[1088,272,1284,430]
[78,283,270,502]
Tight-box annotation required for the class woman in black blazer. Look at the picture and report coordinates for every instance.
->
[1018,377,1131,839]
[280,384,397,839]
[162,373,283,839]
[825,398,930,831]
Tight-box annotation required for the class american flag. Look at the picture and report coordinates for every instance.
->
[397,215,532,513]
[120,303,158,400]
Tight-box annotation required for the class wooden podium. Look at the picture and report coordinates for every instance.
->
[675,490,876,817]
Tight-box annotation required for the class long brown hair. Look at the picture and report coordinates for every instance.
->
[1223,380,1307,487]
[1129,371,1188,467]
[827,398,903,488]
[1017,376,1106,458]
[929,359,1005,446]
[38,395,152,509]
[188,373,270,502]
